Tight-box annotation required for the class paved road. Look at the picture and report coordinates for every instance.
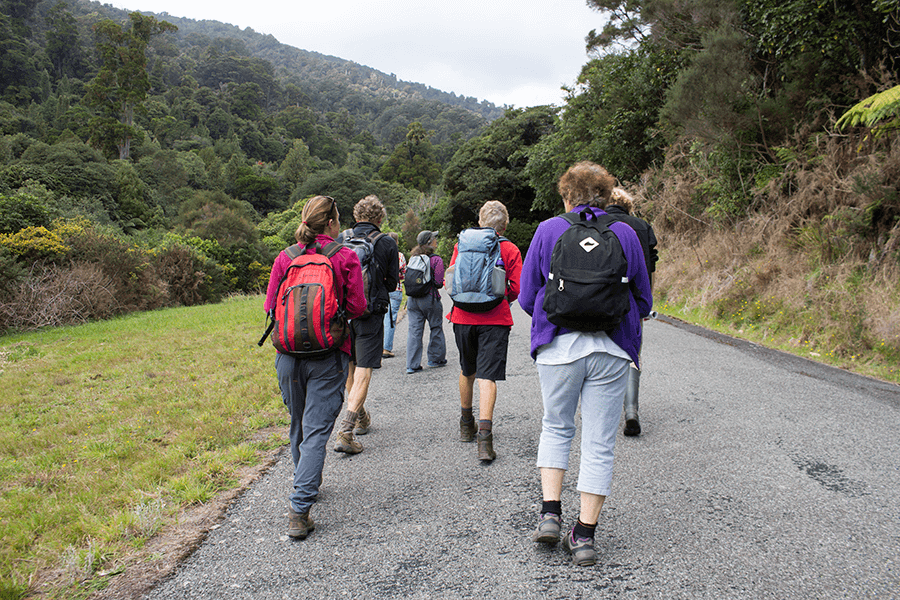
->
[146,297,900,599]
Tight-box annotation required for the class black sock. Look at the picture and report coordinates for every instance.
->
[461,407,474,422]
[478,419,492,433]
[574,519,596,540]
[541,500,562,516]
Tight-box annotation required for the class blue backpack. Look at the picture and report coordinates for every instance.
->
[450,228,507,313]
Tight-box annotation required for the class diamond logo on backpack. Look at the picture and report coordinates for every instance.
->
[579,238,600,252]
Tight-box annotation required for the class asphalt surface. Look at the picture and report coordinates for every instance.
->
[145,296,900,599]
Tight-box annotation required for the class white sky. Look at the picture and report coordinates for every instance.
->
[116,0,607,108]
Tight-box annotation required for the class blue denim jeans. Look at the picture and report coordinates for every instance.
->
[276,351,349,514]
[383,290,403,352]
[535,352,629,496]
[406,294,447,370]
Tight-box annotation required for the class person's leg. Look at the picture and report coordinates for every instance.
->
[383,290,402,354]
[454,323,478,441]
[565,352,629,565]
[472,326,509,462]
[334,364,371,454]
[458,371,475,409]
[347,367,373,414]
[533,359,586,545]
[290,353,348,530]
[405,297,425,372]
[476,378,497,422]
[276,353,303,468]
[425,295,447,366]
[623,363,641,436]
[336,315,382,451]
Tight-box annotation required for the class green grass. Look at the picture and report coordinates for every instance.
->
[0,295,288,598]
[657,293,900,384]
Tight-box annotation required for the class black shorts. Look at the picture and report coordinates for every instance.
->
[350,315,384,369]
[453,324,510,382]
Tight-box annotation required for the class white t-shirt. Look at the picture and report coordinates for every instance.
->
[535,331,630,366]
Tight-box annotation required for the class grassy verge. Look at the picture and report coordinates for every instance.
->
[0,295,288,599]
[657,292,900,385]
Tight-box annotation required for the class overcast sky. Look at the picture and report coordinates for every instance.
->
[116,0,607,109]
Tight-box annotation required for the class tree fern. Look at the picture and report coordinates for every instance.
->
[836,85,900,137]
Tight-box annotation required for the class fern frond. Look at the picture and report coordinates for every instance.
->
[836,85,900,131]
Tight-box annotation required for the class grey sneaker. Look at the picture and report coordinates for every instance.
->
[354,408,371,435]
[287,508,315,539]
[459,418,477,442]
[476,431,496,462]
[333,430,363,454]
[563,529,597,566]
[532,513,561,544]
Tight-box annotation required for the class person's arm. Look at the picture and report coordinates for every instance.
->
[502,240,522,304]
[341,250,367,320]
[612,223,652,318]
[263,251,288,313]
[431,255,445,287]
[383,237,400,293]
[518,224,547,316]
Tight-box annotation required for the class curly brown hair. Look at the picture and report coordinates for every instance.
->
[558,162,615,208]
[353,194,386,224]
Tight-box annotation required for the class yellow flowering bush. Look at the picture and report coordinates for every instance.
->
[0,226,69,258]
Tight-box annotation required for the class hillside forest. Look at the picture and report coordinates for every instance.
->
[1,0,899,373]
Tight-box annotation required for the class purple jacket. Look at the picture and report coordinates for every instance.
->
[519,205,653,366]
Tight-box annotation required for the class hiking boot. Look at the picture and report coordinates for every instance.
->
[287,508,315,539]
[532,513,561,544]
[354,408,371,435]
[333,430,363,454]
[459,418,477,442]
[476,431,496,462]
[563,529,597,566]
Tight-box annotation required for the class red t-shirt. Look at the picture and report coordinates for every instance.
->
[446,238,522,327]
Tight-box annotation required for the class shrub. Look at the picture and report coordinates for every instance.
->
[0,262,117,332]
[0,226,69,260]
[0,184,57,234]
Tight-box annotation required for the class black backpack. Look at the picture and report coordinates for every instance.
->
[342,229,386,317]
[403,253,433,298]
[542,211,631,332]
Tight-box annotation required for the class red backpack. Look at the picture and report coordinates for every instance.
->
[259,241,349,357]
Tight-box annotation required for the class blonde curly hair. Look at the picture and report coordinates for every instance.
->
[610,187,635,213]
[478,200,509,233]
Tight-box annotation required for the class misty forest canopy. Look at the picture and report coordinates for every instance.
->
[0,0,898,334]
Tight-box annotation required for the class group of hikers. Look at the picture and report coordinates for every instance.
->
[262,161,658,567]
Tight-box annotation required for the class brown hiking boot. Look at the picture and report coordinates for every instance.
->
[333,430,363,454]
[459,418,477,442]
[476,431,496,462]
[287,508,315,539]
[354,408,371,435]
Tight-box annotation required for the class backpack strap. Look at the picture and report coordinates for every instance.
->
[284,243,305,259]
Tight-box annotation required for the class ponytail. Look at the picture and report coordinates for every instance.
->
[295,196,338,245]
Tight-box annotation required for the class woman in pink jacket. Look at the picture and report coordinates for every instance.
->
[264,195,366,540]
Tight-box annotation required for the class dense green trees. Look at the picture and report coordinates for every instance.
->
[1,0,896,335]
[83,13,177,160]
